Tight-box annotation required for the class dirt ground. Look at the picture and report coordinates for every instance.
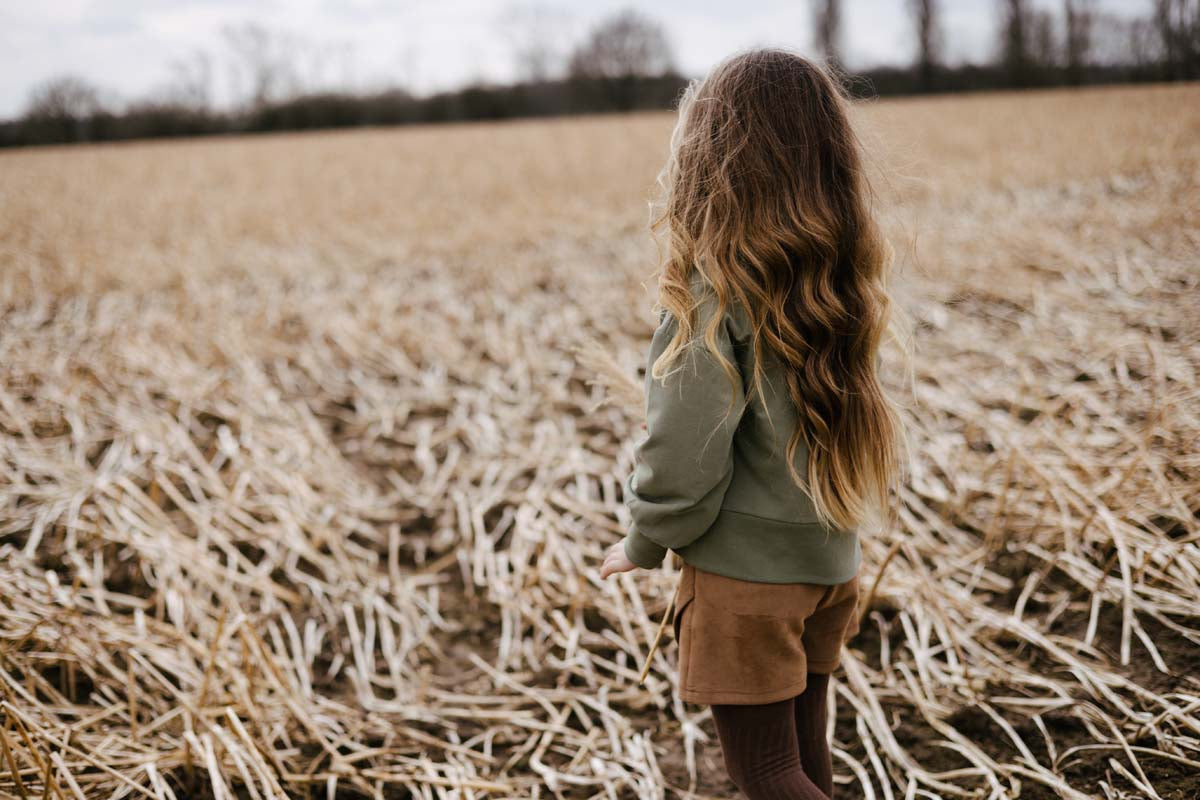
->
[1,83,1197,798]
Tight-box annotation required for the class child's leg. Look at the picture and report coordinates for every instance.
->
[710,698,830,800]
[792,673,833,797]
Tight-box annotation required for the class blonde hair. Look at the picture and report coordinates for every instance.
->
[649,48,904,532]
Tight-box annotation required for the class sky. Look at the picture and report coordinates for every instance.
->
[0,0,1149,119]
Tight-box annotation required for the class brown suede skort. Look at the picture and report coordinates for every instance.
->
[672,562,861,705]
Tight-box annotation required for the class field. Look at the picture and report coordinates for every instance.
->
[1,83,1198,799]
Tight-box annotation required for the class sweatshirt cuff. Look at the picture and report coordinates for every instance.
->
[623,527,668,570]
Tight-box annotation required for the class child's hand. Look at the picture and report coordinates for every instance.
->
[600,541,638,579]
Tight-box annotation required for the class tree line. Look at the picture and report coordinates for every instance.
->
[811,0,1197,91]
[3,1,1197,149]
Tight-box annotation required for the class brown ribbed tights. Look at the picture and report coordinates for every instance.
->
[710,673,834,800]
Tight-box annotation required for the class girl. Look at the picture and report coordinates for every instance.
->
[599,50,903,800]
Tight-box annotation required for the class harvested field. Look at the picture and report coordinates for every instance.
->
[0,83,1198,798]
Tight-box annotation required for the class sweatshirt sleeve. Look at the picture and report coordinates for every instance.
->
[621,297,747,569]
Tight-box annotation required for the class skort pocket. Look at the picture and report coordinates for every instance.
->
[671,565,696,642]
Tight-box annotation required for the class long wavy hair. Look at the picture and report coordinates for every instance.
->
[649,48,904,532]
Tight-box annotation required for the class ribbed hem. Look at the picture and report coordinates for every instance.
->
[675,508,860,585]
[680,676,812,706]
[623,527,668,569]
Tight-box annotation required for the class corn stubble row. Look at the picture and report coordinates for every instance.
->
[0,86,1198,798]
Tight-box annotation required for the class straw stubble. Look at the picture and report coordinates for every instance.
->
[0,83,1197,798]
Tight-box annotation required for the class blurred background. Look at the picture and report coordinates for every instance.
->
[1,3,1198,799]
[2,0,1197,147]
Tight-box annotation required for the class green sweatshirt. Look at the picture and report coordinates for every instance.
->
[620,279,861,585]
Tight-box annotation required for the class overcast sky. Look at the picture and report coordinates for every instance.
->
[1,0,1148,119]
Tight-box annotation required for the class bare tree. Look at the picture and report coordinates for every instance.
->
[165,50,214,110]
[908,0,941,90]
[812,0,843,67]
[1154,0,1200,79]
[1030,9,1060,69]
[568,10,675,111]
[1086,11,1161,70]
[1127,16,1164,69]
[222,23,301,110]
[22,75,104,142]
[998,0,1033,85]
[291,37,357,97]
[24,75,101,119]
[500,4,571,83]
[1064,0,1096,83]
[568,10,674,81]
